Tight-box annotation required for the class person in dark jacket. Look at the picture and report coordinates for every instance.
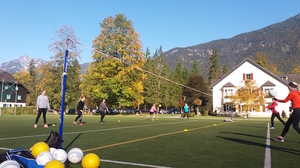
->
[73,96,85,126]
[99,99,109,123]
[266,97,285,129]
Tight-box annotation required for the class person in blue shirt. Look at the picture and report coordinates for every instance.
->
[182,103,189,119]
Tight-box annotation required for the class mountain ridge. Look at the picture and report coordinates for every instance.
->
[164,13,300,74]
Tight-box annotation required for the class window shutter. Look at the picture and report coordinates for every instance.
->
[243,73,245,80]
[251,73,253,80]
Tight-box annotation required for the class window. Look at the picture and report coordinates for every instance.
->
[6,94,11,100]
[246,74,251,79]
[15,86,19,91]
[264,88,274,94]
[17,95,22,100]
[5,85,8,90]
[243,73,253,80]
[224,89,233,96]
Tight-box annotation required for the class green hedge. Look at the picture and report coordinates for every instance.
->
[0,106,37,115]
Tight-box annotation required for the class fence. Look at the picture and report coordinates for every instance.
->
[0,106,37,116]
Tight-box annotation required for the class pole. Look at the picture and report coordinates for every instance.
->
[59,39,69,148]
[231,102,233,122]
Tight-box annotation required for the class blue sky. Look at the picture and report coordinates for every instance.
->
[1,0,300,64]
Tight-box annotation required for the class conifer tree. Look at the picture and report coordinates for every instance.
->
[191,61,200,75]
[222,64,229,74]
[207,47,220,83]
[169,61,184,108]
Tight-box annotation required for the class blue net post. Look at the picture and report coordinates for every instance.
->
[59,42,69,148]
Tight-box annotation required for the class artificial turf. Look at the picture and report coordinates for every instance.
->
[0,114,299,168]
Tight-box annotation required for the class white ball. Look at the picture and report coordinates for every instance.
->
[0,160,20,168]
[52,149,68,163]
[49,147,57,154]
[68,148,83,164]
[36,151,53,166]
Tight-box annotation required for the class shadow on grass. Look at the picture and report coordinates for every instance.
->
[220,131,298,143]
[236,124,266,129]
[64,133,82,150]
[220,131,266,139]
[47,123,58,127]
[216,136,300,155]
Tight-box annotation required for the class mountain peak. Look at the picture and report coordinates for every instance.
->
[0,56,46,74]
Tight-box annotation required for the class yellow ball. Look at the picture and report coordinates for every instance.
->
[44,160,65,168]
[31,142,50,158]
[81,153,100,168]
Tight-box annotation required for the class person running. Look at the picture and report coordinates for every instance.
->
[34,89,50,128]
[99,99,108,123]
[73,96,85,126]
[266,98,285,129]
[146,104,156,121]
[182,103,189,119]
[273,82,300,142]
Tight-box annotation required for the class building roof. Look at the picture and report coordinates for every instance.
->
[211,58,289,88]
[223,82,235,87]
[279,74,300,84]
[0,69,18,83]
[261,80,276,87]
[0,69,30,93]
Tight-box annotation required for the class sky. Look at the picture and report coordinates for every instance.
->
[1,0,300,64]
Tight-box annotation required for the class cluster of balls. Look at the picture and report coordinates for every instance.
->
[0,142,100,168]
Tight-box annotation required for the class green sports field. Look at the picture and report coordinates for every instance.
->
[0,114,299,168]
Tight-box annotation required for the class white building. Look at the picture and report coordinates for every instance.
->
[211,58,292,117]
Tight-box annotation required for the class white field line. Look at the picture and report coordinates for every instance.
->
[101,159,172,168]
[264,123,271,168]
[0,147,12,150]
[0,120,199,141]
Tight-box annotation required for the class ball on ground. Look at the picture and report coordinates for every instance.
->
[49,147,57,154]
[44,160,65,168]
[52,149,68,163]
[68,148,83,164]
[0,160,20,168]
[36,151,53,166]
[31,142,50,158]
[81,153,100,168]
[213,124,216,126]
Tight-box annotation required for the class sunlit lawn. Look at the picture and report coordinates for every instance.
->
[0,114,299,168]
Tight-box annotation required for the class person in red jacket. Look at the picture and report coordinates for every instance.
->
[273,82,300,142]
[266,98,285,129]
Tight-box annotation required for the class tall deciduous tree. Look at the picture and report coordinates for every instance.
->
[38,26,82,110]
[14,59,39,106]
[13,69,31,105]
[82,14,145,108]
[27,59,38,106]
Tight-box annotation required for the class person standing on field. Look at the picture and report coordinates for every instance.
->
[34,89,50,128]
[146,104,156,121]
[99,99,109,123]
[182,103,189,119]
[73,95,85,126]
[273,82,300,142]
[266,98,285,129]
